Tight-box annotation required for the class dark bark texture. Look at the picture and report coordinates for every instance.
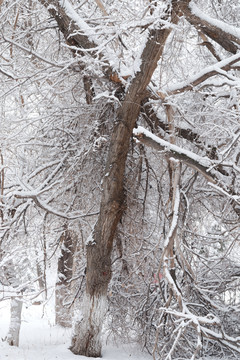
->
[71,6,181,356]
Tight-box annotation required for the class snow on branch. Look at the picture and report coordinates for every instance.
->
[189,3,240,42]
[0,67,16,80]
[161,52,240,95]
[39,0,100,54]
[133,126,216,184]
[39,0,116,76]
[180,0,240,54]
[152,168,240,359]
[133,126,240,206]
[5,155,99,221]
[58,0,94,37]
[3,35,65,68]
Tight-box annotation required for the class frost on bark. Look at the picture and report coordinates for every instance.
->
[55,229,76,327]
[7,298,23,347]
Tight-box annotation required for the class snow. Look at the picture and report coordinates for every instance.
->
[3,35,65,68]
[86,232,96,245]
[163,185,180,249]
[163,52,240,94]
[133,126,212,168]
[59,0,93,36]
[57,0,121,74]
[0,300,152,360]
[1,298,232,360]
[189,3,240,40]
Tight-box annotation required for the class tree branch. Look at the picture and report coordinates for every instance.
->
[162,52,240,95]
[133,126,216,183]
[133,126,240,207]
[179,1,240,54]
[38,0,112,74]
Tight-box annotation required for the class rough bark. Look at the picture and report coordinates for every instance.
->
[37,0,240,356]
[83,76,95,105]
[7,298,23,347]
[38,0,97,51]
[70,6,180,357]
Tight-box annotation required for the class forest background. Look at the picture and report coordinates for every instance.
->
[0,0,240,359]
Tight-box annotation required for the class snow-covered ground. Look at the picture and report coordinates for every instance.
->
[0,299,152,360]
[0,298,234,360]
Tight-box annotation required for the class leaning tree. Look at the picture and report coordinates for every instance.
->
[0,0,240,358]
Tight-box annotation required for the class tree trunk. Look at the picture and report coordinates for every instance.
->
[70,11,180,358]
[55,229,76,327]
[38,1,180,356]
[7,297,23,347]
[71,293,107,357]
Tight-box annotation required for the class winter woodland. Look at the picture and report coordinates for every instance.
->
[0,0,240,359]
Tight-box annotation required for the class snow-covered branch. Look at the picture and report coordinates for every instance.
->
[161,52,240,95]
[38,0,113,75]
[133,126,240,206]
[133,126,216,184]
[189,3,240,43]
[3,35,65,68]
[180,0,240,54]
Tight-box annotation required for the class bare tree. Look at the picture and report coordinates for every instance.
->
[0,0,240,358]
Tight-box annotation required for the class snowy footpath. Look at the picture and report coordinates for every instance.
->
[0,300,152,360]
